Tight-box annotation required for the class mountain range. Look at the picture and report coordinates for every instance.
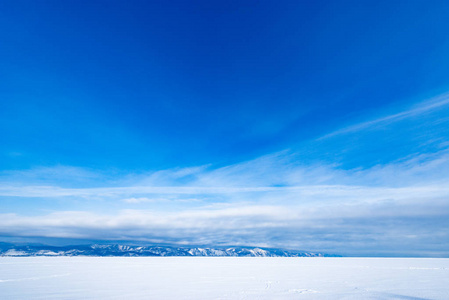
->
[0,243,336,257]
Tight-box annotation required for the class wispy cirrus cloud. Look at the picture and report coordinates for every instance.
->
[0,148,448,256]
[319,92,449,139]
[1,149,449,198]
[1,92,449,256]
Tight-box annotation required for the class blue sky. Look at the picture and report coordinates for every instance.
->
[1,0,449,256]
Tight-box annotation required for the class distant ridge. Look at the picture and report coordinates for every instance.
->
[0,243,338,257]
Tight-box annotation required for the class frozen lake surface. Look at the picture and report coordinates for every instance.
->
[1,257,448,299]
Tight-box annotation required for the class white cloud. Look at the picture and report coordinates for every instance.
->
[319,92,449,139]
[121,197,202,204]
[1,92,449,255]
[0,198,448,255]
[122,197,157,204]
[1,149,449,206]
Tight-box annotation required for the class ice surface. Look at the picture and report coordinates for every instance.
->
[0,257,448,299]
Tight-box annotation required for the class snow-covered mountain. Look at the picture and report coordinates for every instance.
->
[0,243,334,257]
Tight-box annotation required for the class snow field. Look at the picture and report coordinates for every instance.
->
[0,257,448,299]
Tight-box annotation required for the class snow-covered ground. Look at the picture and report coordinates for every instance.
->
[0,257,448,299]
